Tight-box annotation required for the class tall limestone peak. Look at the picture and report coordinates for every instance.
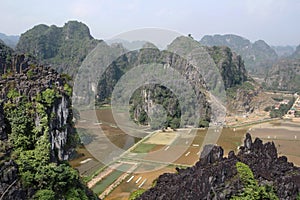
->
[15,21,101,77]
[62,20,93,40]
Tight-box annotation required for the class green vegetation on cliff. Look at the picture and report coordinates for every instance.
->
[0,53,97,199]
[3,86,94,199]
[231,162,278,200]
[16,21,101,77]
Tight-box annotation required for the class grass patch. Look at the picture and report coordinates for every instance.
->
[131,143,157,153]
[91,170,124,195]
[91,163,132,195]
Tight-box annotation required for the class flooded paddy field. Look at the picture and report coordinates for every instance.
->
[70,108,300,199]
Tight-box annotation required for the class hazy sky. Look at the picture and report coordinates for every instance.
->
[1,0,299,45]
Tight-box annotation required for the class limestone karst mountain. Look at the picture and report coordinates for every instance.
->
[200,34,278,77]
[263,44,300,91]
[15,21,101,77]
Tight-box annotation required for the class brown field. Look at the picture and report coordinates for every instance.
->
[106,166,176,200]
[73,108,300,199]
[144,131,178,145]
[250,121,300,166]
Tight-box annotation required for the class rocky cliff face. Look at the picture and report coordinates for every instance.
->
[200,34,278,77]
[0,43,98,199]
[139,133,300,200]
[97,45,211,128]
[16,21,100,77]
[205,46,248,89]
[0,41,37,74]
[0,65,74,161]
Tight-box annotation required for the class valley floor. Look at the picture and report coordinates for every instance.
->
[70,108,300,199]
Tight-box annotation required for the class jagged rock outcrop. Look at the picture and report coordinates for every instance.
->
[200,34,278,76]
[15,21,101,77]
[0,41,37,74]
[139,133,300,200]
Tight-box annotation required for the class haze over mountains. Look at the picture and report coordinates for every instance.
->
[264,44,300,91]
[200,34,279,76]
[0,33,19,49]
[1,20,300,200]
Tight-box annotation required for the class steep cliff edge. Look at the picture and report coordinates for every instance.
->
[0,44,98,199]
[139,133,300,200]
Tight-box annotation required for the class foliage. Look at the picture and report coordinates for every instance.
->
[231,162,278,200]
[7,89,19,99]
[129,85,185,130]
[26,69,34,79]
[129,189,146,200]
[4,89,95,199]
[33,189,55,200]
[64,83,73,97]
[297,193,300,200]
[132,143,156,153]
[15,21,100,77]
[41,88,56,106]
[4,100,35,150]
[269,98,294,118]
[198,119,210,128]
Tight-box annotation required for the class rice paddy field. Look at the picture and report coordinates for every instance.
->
[70,108,300,199]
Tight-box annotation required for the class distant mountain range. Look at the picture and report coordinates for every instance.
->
[271,45,296,58]
[0,32,19,49]
[264,44,300,91]
[200,34,278,77]
[106,39,148,50]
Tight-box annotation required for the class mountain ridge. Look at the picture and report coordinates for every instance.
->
[15,21,101,77]
[200,34,278,77]
[0,33,19,49]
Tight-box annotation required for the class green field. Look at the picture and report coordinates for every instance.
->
[91,163,133,195]
[131,143,157,153]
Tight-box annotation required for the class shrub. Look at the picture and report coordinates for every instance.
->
[129,189,146,200]
[231,162,278,200]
